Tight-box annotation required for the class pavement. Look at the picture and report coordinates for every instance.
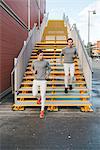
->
[92,58,100,109]
[0,108,100,150]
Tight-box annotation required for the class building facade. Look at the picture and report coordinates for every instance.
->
[92,41,100,57]
[0,0,46,98]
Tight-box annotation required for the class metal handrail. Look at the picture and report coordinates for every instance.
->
[11,24,36,75]
[11,25,37,93]
[73,24,92,72]
[11,13,48,94]
[64,17,92,71]
[64,15,92,92]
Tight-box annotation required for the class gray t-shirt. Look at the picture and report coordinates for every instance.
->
[32,59,51,80]
[60,47,77,63]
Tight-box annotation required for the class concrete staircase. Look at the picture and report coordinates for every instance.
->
[12,20,92,112]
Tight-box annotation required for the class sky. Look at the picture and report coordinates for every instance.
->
[46,0,100,44]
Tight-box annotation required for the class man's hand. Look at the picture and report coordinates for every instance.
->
[32,70,37,74]
[73,55,77,59]
[45,74,49,80]
[61,61,63,64]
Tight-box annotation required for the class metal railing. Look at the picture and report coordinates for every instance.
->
[64,15,92,93]
[37,13,49,41]
[11,14,48,100]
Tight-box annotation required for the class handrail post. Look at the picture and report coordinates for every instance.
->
[28,0,31,32]
[14,58,17,104]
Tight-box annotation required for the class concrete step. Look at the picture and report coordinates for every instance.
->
[13,100,91,107]
[19,87,88,91]
[24,71,83,75]
[36,41,67,44]
[28,62,80,67]
[34,45,66,49]
[26,66,81,70]
[21,81,86,86]
[30,56,79,60]
[23,76,84,80]
[32,49,62,53]
[32,52,61,55]
[17,93,90,99]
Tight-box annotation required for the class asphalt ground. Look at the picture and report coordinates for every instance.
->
[0,109,100,150]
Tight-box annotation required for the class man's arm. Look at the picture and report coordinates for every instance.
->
[31,61,36,74]
[73,48,78,59]
[45,61,51,79]
[60,48,64,64]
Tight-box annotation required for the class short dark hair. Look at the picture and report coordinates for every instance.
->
[37,49,43,55]
[67,38,73,42]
